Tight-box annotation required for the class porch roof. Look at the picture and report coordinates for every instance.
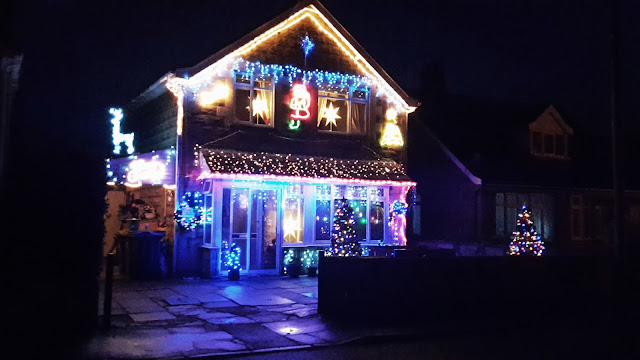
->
[200,149,413,183]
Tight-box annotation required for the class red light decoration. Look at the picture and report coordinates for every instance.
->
[289,83,311,120]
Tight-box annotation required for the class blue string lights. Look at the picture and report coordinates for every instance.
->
[224,242,242,270]
[301,34,315,58]
[174,191,204,231]
[231,58,371,93]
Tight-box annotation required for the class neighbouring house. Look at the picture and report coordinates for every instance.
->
[408,92,640,255]
[105,0,419,278]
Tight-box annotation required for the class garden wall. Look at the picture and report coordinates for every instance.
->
[318,254,607,332]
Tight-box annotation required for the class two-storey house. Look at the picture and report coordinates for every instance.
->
[106,0,419,277]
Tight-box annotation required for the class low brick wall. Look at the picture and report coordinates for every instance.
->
[318,254,604,331]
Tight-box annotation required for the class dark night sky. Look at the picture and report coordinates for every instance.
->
[3,0,639,151]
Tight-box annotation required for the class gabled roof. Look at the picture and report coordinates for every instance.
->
[410,93,634,190]
[169,0,418,112]
[529,105,574,135]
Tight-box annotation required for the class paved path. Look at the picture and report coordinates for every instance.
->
[86,274,415,359]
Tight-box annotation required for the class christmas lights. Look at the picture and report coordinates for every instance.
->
[508,204,545,256]
[174,191,204,231]
[326,197,362,256]
[252,92,270,123]
[109,108,135,155]
[290,84,312,120]
[169,5,415,113]
[126,159,166,184]
[319,102,341,128]
[389,200,409,246]
[301,249,318,268]
[380,109,404,147]
[301,34,315,58]
[283,248,295,274]
[224,241,242,270]
[106,148,176,185]
[198,82,229,106]
[199,149,414,184]
[283,215,302,241]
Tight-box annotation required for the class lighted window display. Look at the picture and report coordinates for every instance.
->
[284,185,304,244]
[369,201,384,240]
[317,86,367,134]
[369,187,385,241]
[315,199,331,240]
[233,72,273,126]
[345,199,367,241]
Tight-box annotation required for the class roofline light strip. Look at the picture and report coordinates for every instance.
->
[172,5,414,113]
[197,170,416,187]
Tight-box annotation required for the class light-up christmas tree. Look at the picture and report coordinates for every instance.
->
[508,204,545,256]
[326,198,362,256]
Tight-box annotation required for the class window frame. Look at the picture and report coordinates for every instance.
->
[317,86,369,135]
[232,72,275,127]
[530,131,569,158]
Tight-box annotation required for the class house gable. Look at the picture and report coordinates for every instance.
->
[529,105,574,136]
[528,105,573,158]
[168,0,417,113]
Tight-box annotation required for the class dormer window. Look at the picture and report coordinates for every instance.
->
[233,72,274,126]
[531,132,568,157]
[529,105,573,159]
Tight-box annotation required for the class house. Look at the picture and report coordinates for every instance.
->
[408,92,640,255]
[105,0,419,278]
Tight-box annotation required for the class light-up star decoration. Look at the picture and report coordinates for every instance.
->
[252,92,270,124]
[320,102,341,128]
[283,215,301,241]
[301,34,315,58]
[109,107,134,155]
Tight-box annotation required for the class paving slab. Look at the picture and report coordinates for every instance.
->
[262,317,327,335]
[220,323,299,350]
[165,296,201,305]
[288,333,326,345]
[129,311,177,322]
[203,300,239,308]
[220,289,295,306]
[168,326,207,334]
[190,293,229,302]
[204,316,256,325]
[140,289,182,298]
[277,289,319,304]
[124,303,167,314]
[193,339,248,351]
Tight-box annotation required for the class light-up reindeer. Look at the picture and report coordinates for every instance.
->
[109,107,135,155]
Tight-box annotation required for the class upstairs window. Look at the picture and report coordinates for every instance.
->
[317,86,368,134]
[233,72,273,126]
[530,131,568,158]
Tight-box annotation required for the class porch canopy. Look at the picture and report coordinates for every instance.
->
[200,148,413,184]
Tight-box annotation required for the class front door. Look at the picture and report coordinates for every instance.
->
[224,187,280,272]
[249,189,279,271]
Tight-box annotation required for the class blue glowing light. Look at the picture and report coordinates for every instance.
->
[301,34,315,57]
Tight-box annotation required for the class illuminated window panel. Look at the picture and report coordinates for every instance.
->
[317,87,368,134]
[284,197,304,244]
[233,72,274,126]
[315,199,331,241]
[369,201,384,241]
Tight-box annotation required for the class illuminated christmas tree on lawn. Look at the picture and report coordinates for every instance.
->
[326,198,362,256]
[508,204,545,256]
